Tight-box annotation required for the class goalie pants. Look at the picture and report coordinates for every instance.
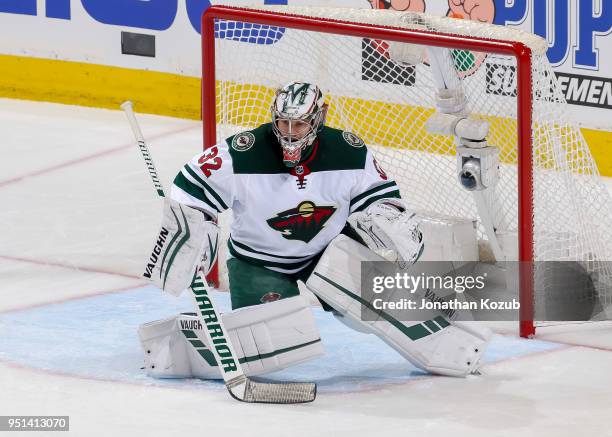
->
[227,225,360,310]
[227,256,338,311]
[226,257,316,309]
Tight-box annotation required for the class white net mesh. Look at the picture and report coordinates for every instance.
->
[208,6,612,326]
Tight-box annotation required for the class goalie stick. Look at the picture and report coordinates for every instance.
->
[120,101,317,404]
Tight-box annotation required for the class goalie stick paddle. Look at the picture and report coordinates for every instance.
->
[120,101,317,404]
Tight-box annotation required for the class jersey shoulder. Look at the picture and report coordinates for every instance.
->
[313,126,368,171]
[225,123,285,174]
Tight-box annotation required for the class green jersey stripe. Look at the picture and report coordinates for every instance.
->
[313,272,446,341]
[229,240,314,270]
[264,264,314,275]
[174,172,220,213]
[350,181,397,207]
[180,166,224,212]
[352,190,401,213]
[184,164,230,210]
[229,236,314,261]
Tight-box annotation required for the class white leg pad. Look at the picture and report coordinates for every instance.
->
[138,314,220,379]
[306,235,491,377]
[223,295,324,376]
[138,295,324,379]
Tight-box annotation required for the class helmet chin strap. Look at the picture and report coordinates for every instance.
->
[281,123,299,167]
[282,140,315,167]
[280,121,313,167]
[282,146,302,167]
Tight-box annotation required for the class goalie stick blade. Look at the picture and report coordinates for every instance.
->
[228,378,317,404]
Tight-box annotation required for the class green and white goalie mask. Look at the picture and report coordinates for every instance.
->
[271,81,327,167]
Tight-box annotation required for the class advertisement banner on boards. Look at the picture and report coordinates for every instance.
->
[0,0,610,129]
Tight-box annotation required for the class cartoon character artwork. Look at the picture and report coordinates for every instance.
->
[366,0,425,12]
[364,0,496,78]
[361,0,425,85]
[447,0,495,23]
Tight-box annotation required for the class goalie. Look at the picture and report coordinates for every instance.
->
[138,81,490,380]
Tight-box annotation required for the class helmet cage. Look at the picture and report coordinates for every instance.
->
[271,83,326,166]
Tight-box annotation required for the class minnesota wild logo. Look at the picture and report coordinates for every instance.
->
[231,132,255,151]
[283,83,310,108]
[267,201,336,243]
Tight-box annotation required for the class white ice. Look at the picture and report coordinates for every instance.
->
[0,98,611,437]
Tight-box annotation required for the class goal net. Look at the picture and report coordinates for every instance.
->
[202,5,612,337]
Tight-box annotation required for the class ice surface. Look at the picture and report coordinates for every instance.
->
[0,287,564,393]
[1,99,611,437]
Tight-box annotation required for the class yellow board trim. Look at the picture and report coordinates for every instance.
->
[0,54,201,119]
[1,54,611,176]
[582,128,612,177]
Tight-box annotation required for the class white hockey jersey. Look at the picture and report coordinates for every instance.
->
[171,123,401,274]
